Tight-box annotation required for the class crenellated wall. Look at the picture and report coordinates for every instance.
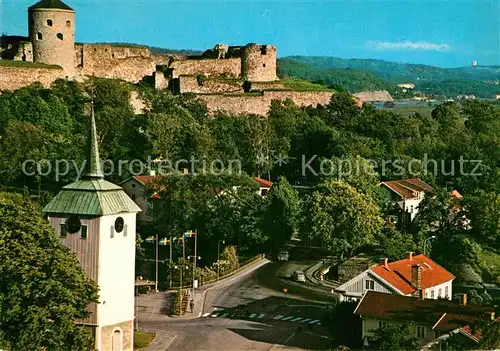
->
[75,44,156,82]
[169,58,241,78]
[199,90,333,116]
[0,65,64,91]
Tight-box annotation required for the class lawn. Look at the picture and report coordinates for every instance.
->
[479,250,500,284]
[0,60,61,69]
[134,330,156,350]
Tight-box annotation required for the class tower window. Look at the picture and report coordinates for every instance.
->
[60,224,67,238]
[263,63,266,67]
[66,20,71,27]
[47,19,53,26]
[261,47,267,55]
[57,33,64,41]
[81,225,88,239]
[37,32,43,40]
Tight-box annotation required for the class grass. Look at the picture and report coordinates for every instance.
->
[479,250,500,284]
[134,331,156,350]
[0,60,62,69]
[269,78,334,92]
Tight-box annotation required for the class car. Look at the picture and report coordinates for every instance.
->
[292,270,306,282]
[277,250,289,261]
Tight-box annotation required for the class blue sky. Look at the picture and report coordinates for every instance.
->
[2,0,499,67]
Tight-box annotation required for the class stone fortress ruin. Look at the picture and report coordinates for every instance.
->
[0,0,335,115]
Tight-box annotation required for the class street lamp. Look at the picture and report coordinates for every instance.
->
[145,234,160,292]
[423,235,437,256]
[173,264,189,315]
[187,255,201,306]
[217,240,225,281]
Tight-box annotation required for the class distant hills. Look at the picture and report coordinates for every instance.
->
[278,56,500,98]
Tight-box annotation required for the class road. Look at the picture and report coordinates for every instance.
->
[138,259,336,351]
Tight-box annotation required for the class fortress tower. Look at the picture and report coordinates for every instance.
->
[241,44,277,82]
[28,0,75,76]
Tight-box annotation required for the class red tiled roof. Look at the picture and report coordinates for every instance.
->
[381,178,433,200]
[370,254,455,294]
[132,175,158,186]
[254,177,273,188]
[354,291,494,335]
[451,190,463,199]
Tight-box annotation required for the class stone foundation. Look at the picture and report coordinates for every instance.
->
[99,320,134,351]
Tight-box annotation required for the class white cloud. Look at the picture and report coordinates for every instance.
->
[367,40,450,52]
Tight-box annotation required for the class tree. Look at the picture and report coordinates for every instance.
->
[302,180,383,259]
[264,176,301,253]
[369,322,418,351]
[0,192,98,350]
[479,321,500,350]
[377,226,416,261]
[464,191,500,249]
[322,301,360,348]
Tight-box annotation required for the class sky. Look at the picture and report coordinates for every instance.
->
[1,0,499,68]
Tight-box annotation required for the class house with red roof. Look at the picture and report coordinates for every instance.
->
[381,178,434,223]
[354,291,496,350]
[335,253,455,302]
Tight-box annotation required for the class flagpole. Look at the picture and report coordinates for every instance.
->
[193,230,197,300]
[169,235,173,288]
[155,232,159,292]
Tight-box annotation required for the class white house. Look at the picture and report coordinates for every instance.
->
[381,178,434,222]
[43,107,141,350]
[335,253,455,302]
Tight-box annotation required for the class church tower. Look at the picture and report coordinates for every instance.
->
[28,0,76,76]
[43,105,141,351]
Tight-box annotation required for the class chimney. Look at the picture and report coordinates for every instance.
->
[380,258,389,269]
[411,264,422,290]
[418,288,424,300]
[408,252,413,261]
[183,168,189,175]
[460,293,467,305]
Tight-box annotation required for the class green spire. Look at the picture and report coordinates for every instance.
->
[84,102,104,179]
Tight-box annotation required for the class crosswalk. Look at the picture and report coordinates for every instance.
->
[201,310,322,326]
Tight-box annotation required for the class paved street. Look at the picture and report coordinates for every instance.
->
[137,259,336,350]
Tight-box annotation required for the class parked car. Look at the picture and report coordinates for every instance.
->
[277,250,289,261]
[292,270,306,282]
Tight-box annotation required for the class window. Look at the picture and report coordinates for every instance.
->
[260,47,267,55]
[438,288,442,298]
[57,33,64,41]
[115,217,124,233]
[445,286,449,298]
[37,32,43,40]
[410,205,414,212]
[416,325,426,338]
[81,225,88,239]
[123,224,128,237]
[261,189,269,196]
[263,63,266,67]
[60,224,67,238]
[365,280,375,290]
[66,20,71,27]
[110,226,115,239]
[131,183,136,188]
[431,290,435,299]
[47,19,53,26]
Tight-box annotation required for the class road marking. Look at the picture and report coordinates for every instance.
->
[281,316,294,321]
[249,313,257,318]
[300,318,312,323]
[283,332,296,345]
[164,335,177,350]
[202,312,210,317]
[149,307,156,319]
[291,317,302,322]
[258,313,265,319]
[210,313,218,317]
[308,319,321,324]
[273,315,284,320]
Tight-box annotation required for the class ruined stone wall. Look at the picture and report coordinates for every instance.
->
[154,71,170,90]
[169,58,241,78]
[179,75,243,94]
[0,66,65,91]
[241,44,277,82]
[199,90,333,116]
[29,8,75,76]
[0,37,33,62]
[247,81,285,91]
[76,44,155,82]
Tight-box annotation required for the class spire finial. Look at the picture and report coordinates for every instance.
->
[83,96,104,180]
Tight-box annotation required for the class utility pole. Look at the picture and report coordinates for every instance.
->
[169,235,173,288]
[155,232,159,292]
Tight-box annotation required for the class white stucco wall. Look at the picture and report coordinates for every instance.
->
[425,280,453,300]
[97,212,136,328]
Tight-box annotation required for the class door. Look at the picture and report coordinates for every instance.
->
[112,329,123,351]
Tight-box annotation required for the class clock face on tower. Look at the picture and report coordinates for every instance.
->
[115,217,124,233]
[66,215,81,234]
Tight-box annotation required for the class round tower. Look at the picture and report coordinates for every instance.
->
[241,43,277,82]
[28,0,75,76]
